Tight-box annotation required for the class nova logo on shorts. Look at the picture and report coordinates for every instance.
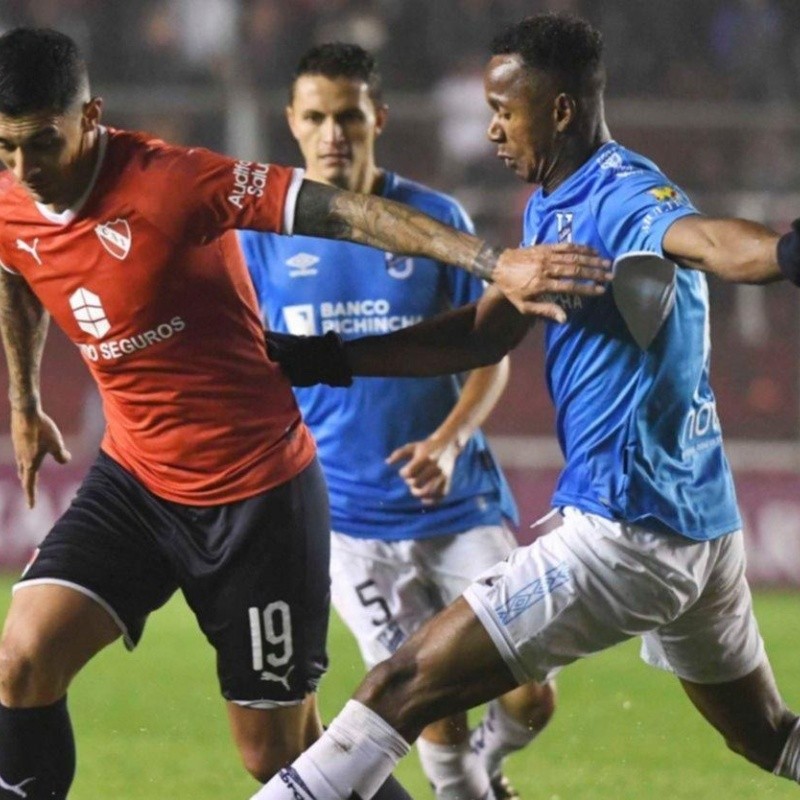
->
[95,218,131,260]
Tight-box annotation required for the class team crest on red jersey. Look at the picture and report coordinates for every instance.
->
[95,218,132,260]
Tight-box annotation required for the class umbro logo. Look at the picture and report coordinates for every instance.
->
[95,218,131,260]
[285,252,319,278]
[0,773,36,798]
[15,238,41,266]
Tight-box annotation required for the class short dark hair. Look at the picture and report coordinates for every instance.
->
[0,28,89,116]
[291,43,383,103]
[491,13,605,95]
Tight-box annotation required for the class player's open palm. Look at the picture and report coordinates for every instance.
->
[387,436,460,505]
[10,408,71,508]
[494,244,611,319]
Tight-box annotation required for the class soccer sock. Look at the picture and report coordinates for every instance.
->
[470,699,539,780]
[250,700,410,800]
[774,717,800,782]
[0,697,76,800]
[416,737,491,800]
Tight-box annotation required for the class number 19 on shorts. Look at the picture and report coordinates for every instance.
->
[248,601,293,674]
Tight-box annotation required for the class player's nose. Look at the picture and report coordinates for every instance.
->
[13,149,40,183]
[486,117,504,142]
[321,116,345,143]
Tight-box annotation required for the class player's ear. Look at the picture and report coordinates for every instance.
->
[81,97,103,132]
[554,93,576,134]
[374,103,389,137]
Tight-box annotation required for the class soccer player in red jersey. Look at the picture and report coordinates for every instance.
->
[0,29,608,799]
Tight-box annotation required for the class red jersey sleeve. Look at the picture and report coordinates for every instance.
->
[132,138,302,245]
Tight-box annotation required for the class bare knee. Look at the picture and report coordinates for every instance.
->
[508,679,557,730]
[236,727,317,783]
[238,741,295,784]
[0,636,66,707]
[355,648,432,740]
[229,699,323,784]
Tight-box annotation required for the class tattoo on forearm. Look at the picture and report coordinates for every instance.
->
[0,273,47,411]
[471,243,500,282]
[293,179,499,279]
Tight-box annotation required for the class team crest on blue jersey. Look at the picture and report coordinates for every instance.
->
[384,252,414,279]
[556,212,574,243]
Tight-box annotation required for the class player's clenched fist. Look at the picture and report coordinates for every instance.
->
[492,243,612,320]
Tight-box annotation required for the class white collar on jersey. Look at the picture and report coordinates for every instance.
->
[35,125,109,225]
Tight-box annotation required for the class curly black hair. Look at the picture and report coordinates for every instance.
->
[291,43,383,103]
[0,28,89,116]
[491,13,605,95]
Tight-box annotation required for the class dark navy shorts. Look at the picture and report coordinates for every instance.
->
[19,451,331,706]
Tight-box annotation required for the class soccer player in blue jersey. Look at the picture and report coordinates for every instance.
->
[252,13,800,799]
[240,43,555,800]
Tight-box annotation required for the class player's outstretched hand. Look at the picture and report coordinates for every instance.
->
[10,408,71,509]
[387,435,459,505]
[493,244,612,319]
[265,330,353,387]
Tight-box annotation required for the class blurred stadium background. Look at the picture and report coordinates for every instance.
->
[1,0,799,583]
[0,3,799,799]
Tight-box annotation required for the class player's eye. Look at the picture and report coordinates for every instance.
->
[338,110,365,124]
[30,136,61,151]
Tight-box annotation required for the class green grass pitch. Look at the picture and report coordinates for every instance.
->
[0,576,797,799]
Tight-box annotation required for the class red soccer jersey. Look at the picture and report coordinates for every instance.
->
[0,127,316,504]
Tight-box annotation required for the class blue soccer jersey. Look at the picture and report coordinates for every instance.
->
[524,142,741,541]
[240,171,518,540]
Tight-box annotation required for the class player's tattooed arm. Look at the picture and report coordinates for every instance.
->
[0,271,70,507]
[0,270,47,413]
[294,180,497,279]
[294,180,612,317]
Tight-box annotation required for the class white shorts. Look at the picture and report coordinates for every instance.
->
[330,525,517,668]
[463,507,765,685]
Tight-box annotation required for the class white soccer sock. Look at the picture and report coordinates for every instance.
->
[251,700,410,800]
[774,717,800,782]
[470,699,540,780]
[416,737,491,800]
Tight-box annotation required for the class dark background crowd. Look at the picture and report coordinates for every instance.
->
[1,0,799,451]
